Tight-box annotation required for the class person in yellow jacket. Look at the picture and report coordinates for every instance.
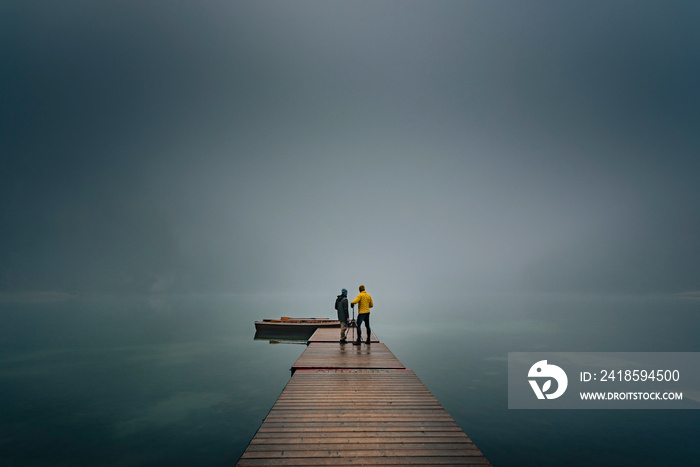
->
[350,284,373,345]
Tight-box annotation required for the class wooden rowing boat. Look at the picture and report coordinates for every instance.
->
[254,317,340,339]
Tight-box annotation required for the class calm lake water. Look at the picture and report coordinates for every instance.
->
[1,292,698,466]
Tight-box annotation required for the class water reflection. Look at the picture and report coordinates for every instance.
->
[253,333,308,345]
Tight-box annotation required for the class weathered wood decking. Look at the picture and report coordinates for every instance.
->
[291,343,404,372]
[237,328,491,465]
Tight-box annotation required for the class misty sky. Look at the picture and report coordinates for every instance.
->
[2,1,699,296]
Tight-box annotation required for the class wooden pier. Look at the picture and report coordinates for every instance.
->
[237,327,491,465]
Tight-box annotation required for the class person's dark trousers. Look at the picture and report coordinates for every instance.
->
[356,313,370,343]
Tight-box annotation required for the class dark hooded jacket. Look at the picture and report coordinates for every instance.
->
[335,294,349,322]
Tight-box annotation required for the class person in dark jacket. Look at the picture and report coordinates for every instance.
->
[335,288,350,343]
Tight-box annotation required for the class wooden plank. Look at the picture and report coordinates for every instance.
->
[237,369,490,465]
[256,423,466,432]
[238,457,492,466]
[291,344,404,371]
[241,448,484,457]
[248,443,477,452]
[253,428,467,436]
[308,326,379,343]
[250,435,471,443]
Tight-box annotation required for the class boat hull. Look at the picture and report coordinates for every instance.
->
[254,318,340,339]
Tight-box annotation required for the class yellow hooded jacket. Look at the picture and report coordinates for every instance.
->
[351,291,373,314]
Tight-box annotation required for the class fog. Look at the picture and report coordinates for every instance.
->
[2,1,699,297]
